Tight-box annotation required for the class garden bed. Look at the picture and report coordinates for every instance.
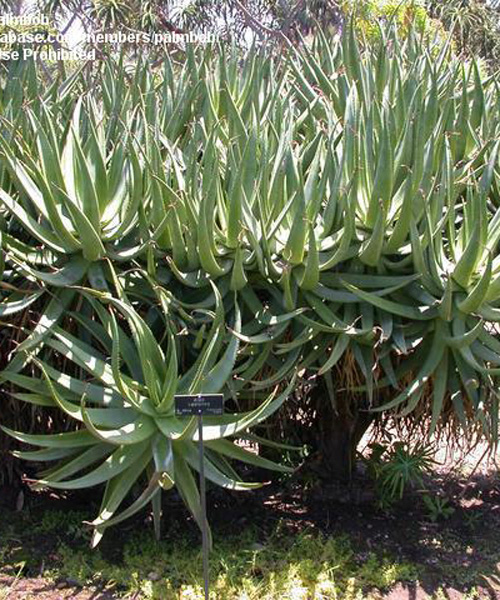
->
[1,462,499,600]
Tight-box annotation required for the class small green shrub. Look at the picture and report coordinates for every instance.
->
[363,441,435,508]
[422,493,455,522]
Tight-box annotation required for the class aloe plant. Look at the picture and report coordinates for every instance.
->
[2,18,500,535]
[2,272,294,545]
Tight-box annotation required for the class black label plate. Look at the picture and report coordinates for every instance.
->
[174,394,224,416]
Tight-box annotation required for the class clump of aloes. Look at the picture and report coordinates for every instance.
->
[0,98,147,374]
[2,272,293,546]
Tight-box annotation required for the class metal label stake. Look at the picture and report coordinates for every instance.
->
[197,410,209,600]
[175,393,224,600]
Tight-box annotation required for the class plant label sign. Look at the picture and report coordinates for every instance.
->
[174,394,224,417]
[173,393,224,600]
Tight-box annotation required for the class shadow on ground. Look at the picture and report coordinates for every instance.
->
[0,468,499,599]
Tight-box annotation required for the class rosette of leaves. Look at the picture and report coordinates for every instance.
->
[1,278,294,547]
[276,25,500,440]
[359,140,500,435]
[0,97,151,371]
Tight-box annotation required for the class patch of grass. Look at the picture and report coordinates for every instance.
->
[58,527,417,600]
[49,526,418,599]
[2,490,499,599]
[0,507,418,599]
[432,587,482,600]
[31,509,90,538]
[0,561,26,599]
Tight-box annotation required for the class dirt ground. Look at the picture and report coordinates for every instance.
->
[0,436,499,599]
